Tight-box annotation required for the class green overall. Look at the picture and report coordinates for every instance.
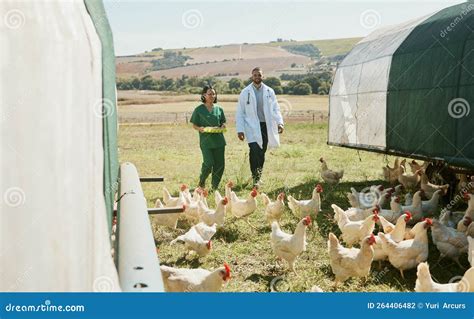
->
[190,104,226,189]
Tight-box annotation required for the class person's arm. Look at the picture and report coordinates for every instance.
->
[235,92,246,140]
[193,124,205,132]
[190,108,205,132]
[220,108,226,128]
[271,90,284,133]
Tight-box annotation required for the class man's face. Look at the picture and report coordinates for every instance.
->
[252,70,263,85]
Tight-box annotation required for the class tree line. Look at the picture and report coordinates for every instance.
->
[116,72,332,95]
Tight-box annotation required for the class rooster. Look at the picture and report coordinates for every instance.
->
[230,188,258,227]
[431,218,468,268]
[319,157,344,185]
[415,262,474,292]
[378,219,432,279]
[198,196,227,227]
[420,173,449,198]
[270,216,311,272]
[332,204,379,247]
[170,222,216,257]
[288,184,323,218]
[328,233,375,286]
[160,263,231,292]
[262,192,286,224]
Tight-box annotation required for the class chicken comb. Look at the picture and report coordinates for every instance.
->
[223,263,231,279]
[316,184,323,192]
[303,215,312,225]
[222,197,229,204]
[404,211,412,220]
[423,218,433,226]
[180,184,188,191]
[206,241,212,250]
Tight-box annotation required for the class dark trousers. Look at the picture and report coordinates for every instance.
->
[199,146,225,190]
[249,122,268,185]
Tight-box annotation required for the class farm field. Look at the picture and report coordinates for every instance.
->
[117,120,469,292]
[116,37,361,80]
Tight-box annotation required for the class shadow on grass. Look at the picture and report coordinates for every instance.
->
[214,226,240,243]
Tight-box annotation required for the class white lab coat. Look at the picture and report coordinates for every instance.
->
[235,83,284,149]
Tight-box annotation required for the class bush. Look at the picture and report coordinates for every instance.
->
[264,77,281,88]
[292,83,312,95]
[273,86,283,94]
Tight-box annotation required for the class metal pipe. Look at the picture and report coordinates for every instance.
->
[118,162,164,292]
[148,207,184,215]
[139,177,165,182]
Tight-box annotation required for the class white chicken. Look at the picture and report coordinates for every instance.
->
[288,184,323,218]
[343,206,379,222]
[431,218,468,268]
[262,192,286,224]
[383,160,404,185]
[230,188,258,227]
[400,190,424,223]
[225,181,234,213]
[398,168,421,190]
[421,189,442,216]
[162,185,187,206]
[378,212,412,242]
[332,204,379,247]
[270,216,311,272]
[319,157,344,185]
[151,198,182,229]
[439,210,465,229]
[468,236,473,267]
[348,186,391,209]
[408,160,427,174]
[378,219,432,279]
[160,263,231,292]
[420,172,449,198]
[373,213,412,265]
[198,196,227,227]
[170,222,216,257]
[415,262,474,292]
[328,233,375,285]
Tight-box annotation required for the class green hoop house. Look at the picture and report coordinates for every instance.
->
[329,2,474,170]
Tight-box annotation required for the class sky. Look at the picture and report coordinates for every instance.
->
[104,0,467,56]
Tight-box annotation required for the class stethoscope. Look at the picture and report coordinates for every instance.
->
[247,88,271,104]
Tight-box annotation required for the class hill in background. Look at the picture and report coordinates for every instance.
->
[116,37,361,80]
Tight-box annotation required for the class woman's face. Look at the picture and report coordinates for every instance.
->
[204,89,216,104]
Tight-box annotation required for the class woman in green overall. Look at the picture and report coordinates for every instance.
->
[190,85,226,190]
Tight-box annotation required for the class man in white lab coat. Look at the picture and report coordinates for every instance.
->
[235,67,284,188]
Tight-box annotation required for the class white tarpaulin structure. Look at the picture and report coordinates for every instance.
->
[0,0,120,291]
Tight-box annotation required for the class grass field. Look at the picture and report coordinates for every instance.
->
[118,121,469,292]
[117,91,329,124]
